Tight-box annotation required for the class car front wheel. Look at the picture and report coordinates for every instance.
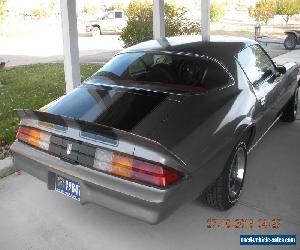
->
[201,141,247,209]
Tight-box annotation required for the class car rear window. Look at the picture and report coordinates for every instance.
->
[88,52,234,92]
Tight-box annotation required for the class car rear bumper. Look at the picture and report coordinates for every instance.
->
[11,141,193,224]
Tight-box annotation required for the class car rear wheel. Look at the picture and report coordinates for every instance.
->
[201,141,247,209]
[91,26,101,37]
[281,87,298,122]
[284,34,297,50]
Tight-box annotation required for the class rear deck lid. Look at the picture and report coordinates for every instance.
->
[42,84,183,137]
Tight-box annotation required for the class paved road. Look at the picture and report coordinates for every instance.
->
[1,49,118,68]
[261,43,289,58]
[0,120,299,250]
[0,29,122,67]
[2,42,295,68]
[258,37,300,59]
[1,42,292,68]
[1,28,296,68]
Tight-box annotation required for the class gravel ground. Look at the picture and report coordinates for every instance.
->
[0,144,10,160]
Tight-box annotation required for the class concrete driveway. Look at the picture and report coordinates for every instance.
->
[0,120,299,250]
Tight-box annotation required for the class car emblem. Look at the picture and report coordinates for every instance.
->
[66,143,72,155]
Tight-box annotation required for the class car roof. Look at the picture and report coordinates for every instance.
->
[122,35,258,55]
[124,36,257,52]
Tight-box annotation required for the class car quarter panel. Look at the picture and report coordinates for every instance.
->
[148,73,256,176]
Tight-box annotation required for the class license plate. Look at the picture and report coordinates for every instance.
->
[55,175,80,201]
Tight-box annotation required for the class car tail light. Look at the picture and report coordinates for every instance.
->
[16,126,51,150]
[93,148,183,187]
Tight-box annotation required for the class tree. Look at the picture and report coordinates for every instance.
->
[120,0,200,47]
[32,8,48,20]
[0,0,7,21]
[248,0,275,24]
[49,0,58,15]
[210,2,225,22]
[107,2,126,11]
[275,0,300,24]
[31,1,58,20]
[83,3,99,16]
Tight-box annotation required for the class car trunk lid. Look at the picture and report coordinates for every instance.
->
[42,84,186,137]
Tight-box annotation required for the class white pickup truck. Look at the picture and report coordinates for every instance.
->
[85,11,127,36]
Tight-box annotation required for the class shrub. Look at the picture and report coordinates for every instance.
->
[210,2,225,22]
[120,0,200,47]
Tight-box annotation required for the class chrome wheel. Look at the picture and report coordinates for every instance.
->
[228,146,246,201]
[201,141,248,209]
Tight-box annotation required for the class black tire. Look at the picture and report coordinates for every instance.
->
[284,34,297,50]
[281,88,298,122]
[201,141,247,210]
[91,26,101,37]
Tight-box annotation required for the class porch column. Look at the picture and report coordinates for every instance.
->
[60,0,81,93]
[201,0,211,41]
[153,0,165,39]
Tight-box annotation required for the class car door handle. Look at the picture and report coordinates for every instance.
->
[259,97,266,106]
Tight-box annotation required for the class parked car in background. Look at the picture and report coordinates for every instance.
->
[85,10,127,36]
[11,36,299,224]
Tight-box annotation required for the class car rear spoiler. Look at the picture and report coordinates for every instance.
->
[15,109,188,173]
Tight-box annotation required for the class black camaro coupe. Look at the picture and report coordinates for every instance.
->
[11,36,299,224]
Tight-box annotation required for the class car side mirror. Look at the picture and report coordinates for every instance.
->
[276,65,286,74]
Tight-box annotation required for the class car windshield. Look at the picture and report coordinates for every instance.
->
[87,52,233,92]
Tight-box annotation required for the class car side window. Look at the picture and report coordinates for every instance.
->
[115,12,123,18]
[128,54,172,76]
[237,45,275,87]
[128,58,147,75]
